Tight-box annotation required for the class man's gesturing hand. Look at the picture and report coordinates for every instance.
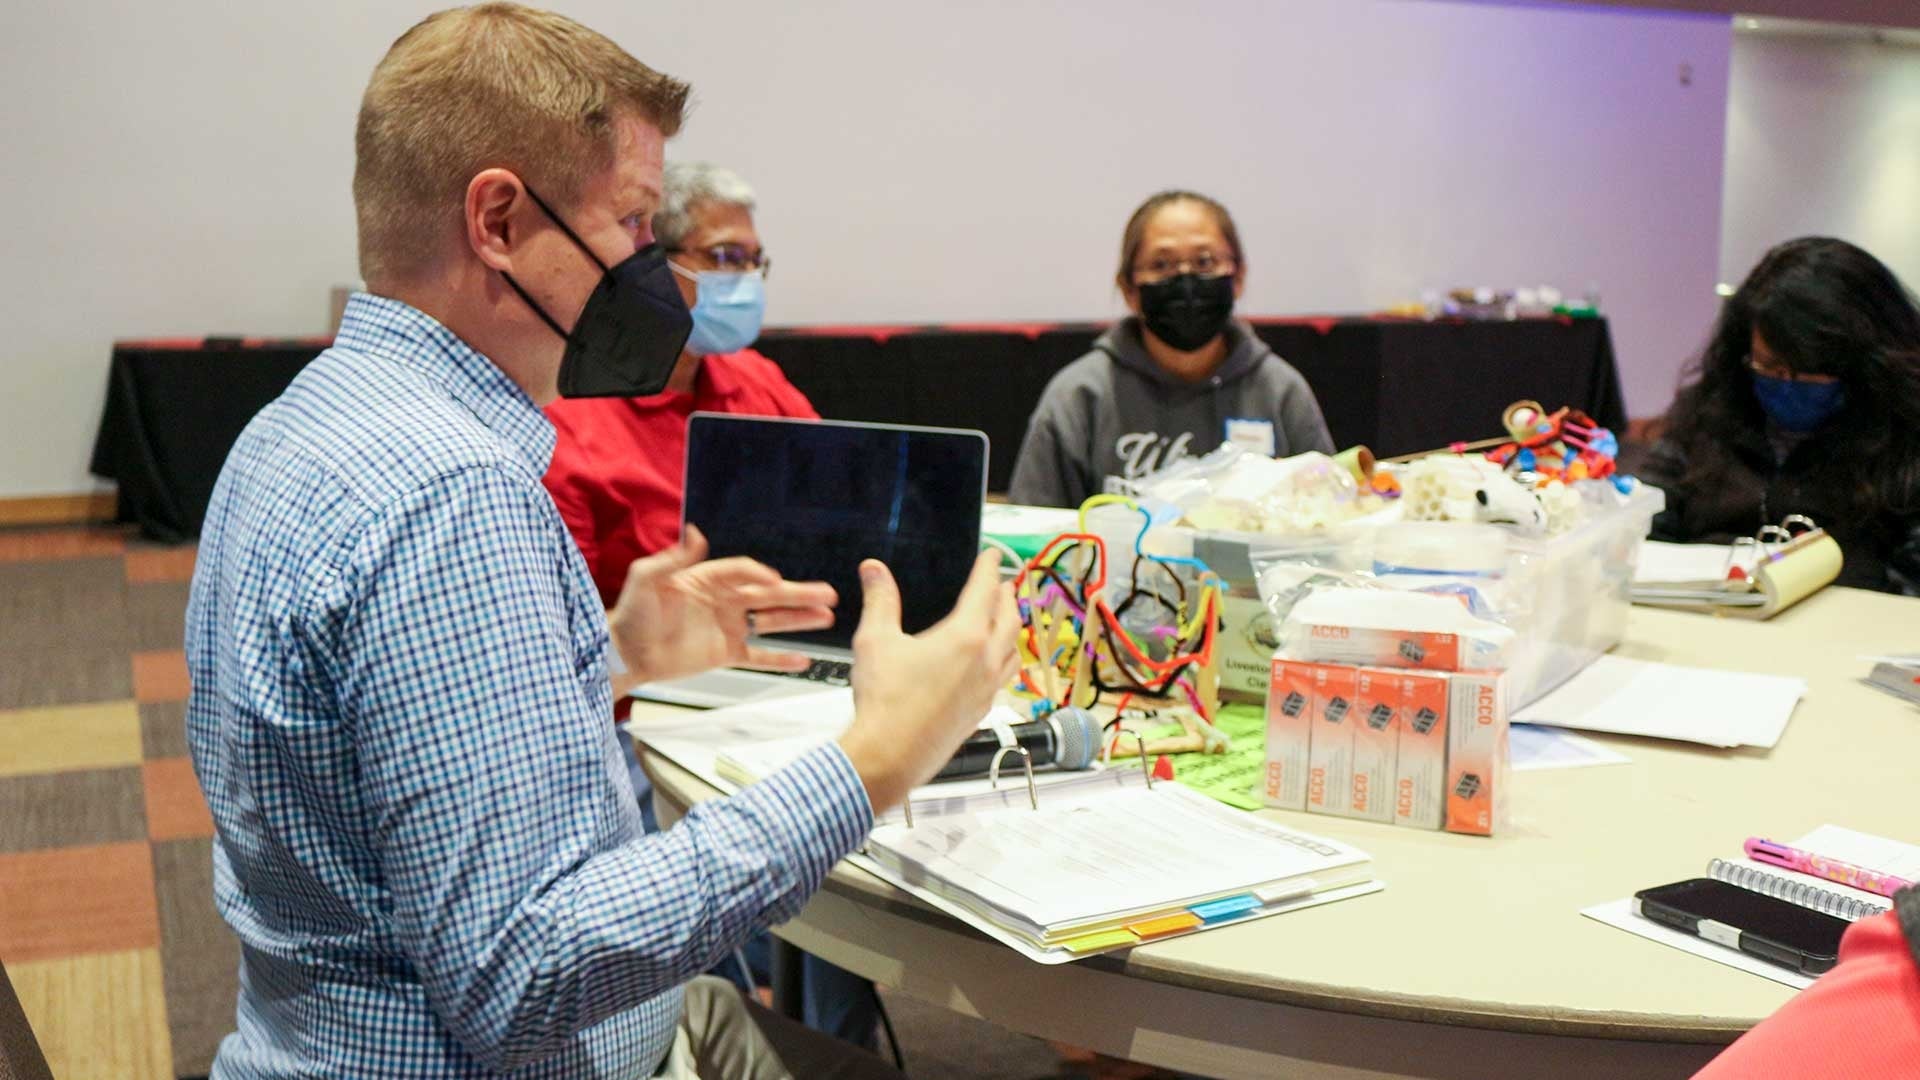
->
[607,525,837,688]
[836,550,1021,813]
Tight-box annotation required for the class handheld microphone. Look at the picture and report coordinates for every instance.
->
[933,707,1101,781]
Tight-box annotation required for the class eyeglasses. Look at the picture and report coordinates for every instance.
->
[1130,250,1234,286]
[1745,353,1839,384]
[669,243,771,278]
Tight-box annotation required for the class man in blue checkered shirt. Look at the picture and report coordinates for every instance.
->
[183,6,1018,1077]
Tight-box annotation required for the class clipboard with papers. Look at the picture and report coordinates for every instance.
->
[1632,515,1842,619]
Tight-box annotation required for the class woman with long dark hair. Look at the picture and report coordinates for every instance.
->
[1640,237,1920,595]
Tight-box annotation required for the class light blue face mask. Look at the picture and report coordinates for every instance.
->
[671,264,766,357]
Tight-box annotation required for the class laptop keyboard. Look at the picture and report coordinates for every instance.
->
[779,658,852,685]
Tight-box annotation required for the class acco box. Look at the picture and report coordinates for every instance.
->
[1344,669,1403,823]
[1362,668,1449,830]
[1264,659,1316,810]
[1302,663,1360,817]
[1444,670,1509,836]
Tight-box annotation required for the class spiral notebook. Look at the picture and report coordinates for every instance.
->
[1704,856,1890,922]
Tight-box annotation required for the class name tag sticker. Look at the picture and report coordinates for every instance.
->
[1224,417,1276,457]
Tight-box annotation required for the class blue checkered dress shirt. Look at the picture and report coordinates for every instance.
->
[184,293,872,1077]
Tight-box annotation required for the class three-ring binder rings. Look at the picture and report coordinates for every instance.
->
[1633,515,1843,619]
[635,693,1382,964]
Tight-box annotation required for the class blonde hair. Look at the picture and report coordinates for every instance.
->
[353,3,690,284]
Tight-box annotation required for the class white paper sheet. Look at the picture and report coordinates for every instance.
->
[1634,541,1739,586]
[1512,656,1805,748]
[1581,898,1815,990]
[1509,723,1631,771]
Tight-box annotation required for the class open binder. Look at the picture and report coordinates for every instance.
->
[1632,515,1842,619]
[855,735,1380,964]
[640,696,1381,964]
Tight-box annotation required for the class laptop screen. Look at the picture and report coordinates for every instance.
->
[682,414,988,649]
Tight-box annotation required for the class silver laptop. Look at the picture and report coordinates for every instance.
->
[629,414,988,709]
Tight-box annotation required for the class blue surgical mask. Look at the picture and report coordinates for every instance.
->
[1751,372,1847,433]
[671,264,766,356]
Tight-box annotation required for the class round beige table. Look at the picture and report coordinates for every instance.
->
[636,586,1920,1080]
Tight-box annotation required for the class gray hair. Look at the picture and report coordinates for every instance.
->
[656,161,757,250]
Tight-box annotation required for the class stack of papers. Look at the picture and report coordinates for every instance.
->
[1513,656,1805,749]
[1632,541,1765,607]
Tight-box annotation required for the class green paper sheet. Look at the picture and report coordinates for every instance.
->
[1116,704,1268,811]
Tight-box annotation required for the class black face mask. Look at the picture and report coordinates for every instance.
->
[1137,272,1235,352]
[501,185,693,398]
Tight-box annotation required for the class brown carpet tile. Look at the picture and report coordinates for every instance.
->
[139,702,190,760]
[151,840,236,1078]
[0,767,147,854]
[124,583,191,652]
[0,649,134,711]
[0,559,131,655]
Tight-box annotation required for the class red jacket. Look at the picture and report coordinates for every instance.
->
[543,349,817,607]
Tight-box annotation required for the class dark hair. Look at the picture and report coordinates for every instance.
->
[1667,236,1920,517]
[1115,190,1243,291]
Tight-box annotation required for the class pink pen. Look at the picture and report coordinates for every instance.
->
[1744,837,1915,899]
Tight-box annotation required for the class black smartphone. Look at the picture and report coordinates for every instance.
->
[1634,878,1846,975]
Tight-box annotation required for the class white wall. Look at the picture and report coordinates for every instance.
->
[1721,31,1920,298]
[0,0,1731,498]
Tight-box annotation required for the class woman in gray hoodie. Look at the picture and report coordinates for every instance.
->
[1008,190,1334,508]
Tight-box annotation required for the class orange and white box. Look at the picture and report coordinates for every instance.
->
[1341,669,1402,823]
[1377,669,1450,829]
[1444,669,1510,836]
[1288,624,1463,672]
[1302,662,1360,816]
[1263,658,1316,810]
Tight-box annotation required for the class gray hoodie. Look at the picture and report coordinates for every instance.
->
[1007,317,1334,507]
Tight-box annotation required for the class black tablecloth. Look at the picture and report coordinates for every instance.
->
[91,318,1626,539]
[759,316,1626,489]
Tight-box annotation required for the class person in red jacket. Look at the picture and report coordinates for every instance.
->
[1695,900,1920,1077]
[545,160,815,608]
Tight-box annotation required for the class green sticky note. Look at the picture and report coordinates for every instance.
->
[1153,704,1268,811]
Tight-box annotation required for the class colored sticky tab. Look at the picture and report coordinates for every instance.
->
[1189,894,1260,923]
[1125,912,1203,940]
[1060,929,1138,954]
